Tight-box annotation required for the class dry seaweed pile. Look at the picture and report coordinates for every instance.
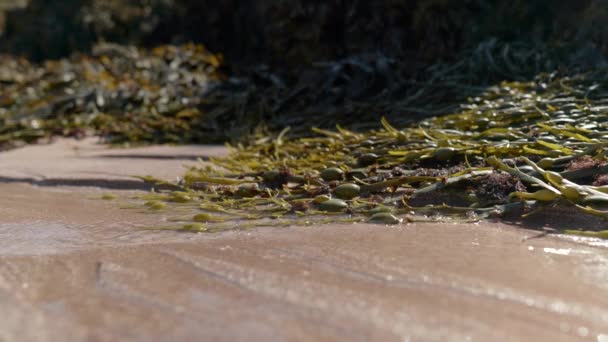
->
[1,1,607,151]
[133,70,608,236]
[0,44,224,149]
[1,39,581,150]
[3,0,607,151]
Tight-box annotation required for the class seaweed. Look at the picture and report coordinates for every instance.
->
[122,69,608,236]
[3,1,608,238]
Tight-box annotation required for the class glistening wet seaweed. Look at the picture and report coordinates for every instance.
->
[131,70,608,235]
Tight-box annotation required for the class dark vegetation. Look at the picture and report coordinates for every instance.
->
[1,0,608,146]
[3,0,607,67]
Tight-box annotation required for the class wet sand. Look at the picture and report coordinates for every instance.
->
[0,137,224,187]
[1,140,608,341]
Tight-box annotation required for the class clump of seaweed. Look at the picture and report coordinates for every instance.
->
[1,36,600,151]
[130,69,608,236]
[0,43,225,149]
[473,172,527,206]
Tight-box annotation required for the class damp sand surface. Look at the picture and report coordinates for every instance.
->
[1,140,608,341]
[2,184,608,341]
[0,137,225,187]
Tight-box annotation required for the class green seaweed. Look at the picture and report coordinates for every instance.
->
[118,70,608,235]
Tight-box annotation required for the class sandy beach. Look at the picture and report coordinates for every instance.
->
[0,139,607,341]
